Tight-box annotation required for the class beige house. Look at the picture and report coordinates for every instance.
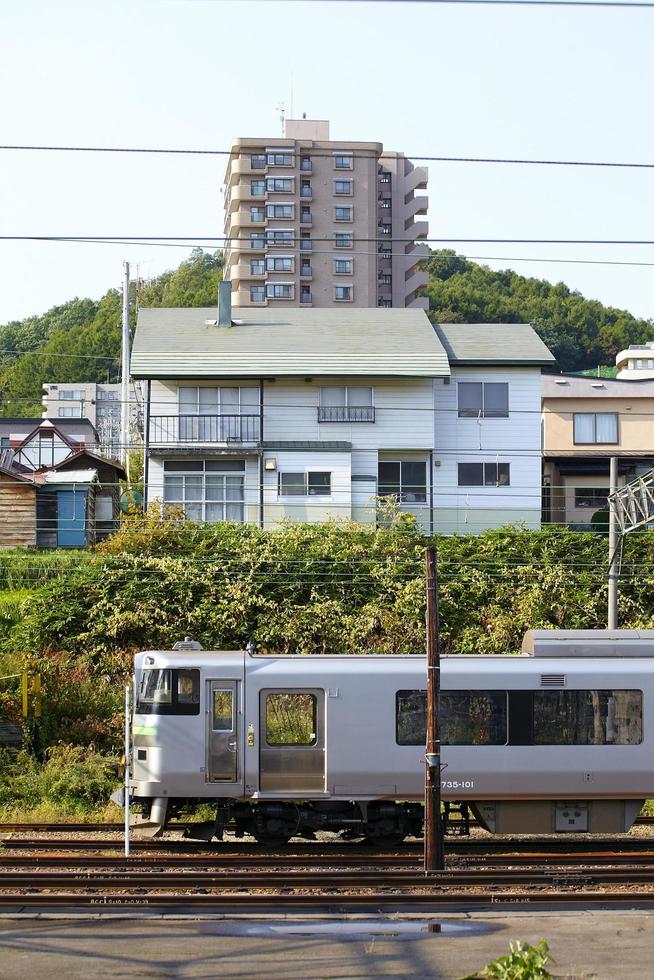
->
[223,118,428,310]
[542,374,654,527]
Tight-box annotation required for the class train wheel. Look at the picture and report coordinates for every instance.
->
[251,831,292,847]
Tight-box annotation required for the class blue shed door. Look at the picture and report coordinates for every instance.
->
[57,490,87,547]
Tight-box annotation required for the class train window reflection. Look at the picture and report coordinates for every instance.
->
[266,693,317,746]
[177,669,200,705]
[138,669,172,705]
[396,690,508,746]
[533,690,642,745]
[213,689,234,732]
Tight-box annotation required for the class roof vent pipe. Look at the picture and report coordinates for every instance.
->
[218,280,232,327]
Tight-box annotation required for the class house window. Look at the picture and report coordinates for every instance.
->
[301,180,312,198]
[61,390,85,400]
[380,224,392,235]
[458,382,509,419]
[575,487,608,508]
[266,256,294,273]
[266,177,294,193]
[573,413,619,444]
[379,172,391,184]
[378,461,427,503]
[250,179,265,196]
[335,232,353,248]
[266,203,294,219]
[379,198,391,209]
[176,387,260,442]
[15,430,72,470]
[334,154,353,170]
[250,285,265,303]
[251,154,266,169]
[379,274,392,285]
[458,462,511,487]
[300,207,311,224]
[266,152,294,166]
[319,386,374,423]
[250,259,265,275]
[278,472,332,496]
[163,459,245,523]
[266,229,294,246]
[300,156,312,171]
[334,285,352,302]
[266,283,294,299]
[300,233,312,252]
[250,233,265,250]
[334,179,353,195]
[335,206,352,222]
[58,406,82,418]
[250,206,265,222]
[334,258,352,274]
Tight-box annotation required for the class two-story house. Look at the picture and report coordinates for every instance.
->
[433,324,555,533]
[542,374,654,527]
[131,293,450,532]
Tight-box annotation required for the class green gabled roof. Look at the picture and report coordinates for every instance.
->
[131,307,450,379]
[434,322,555,366]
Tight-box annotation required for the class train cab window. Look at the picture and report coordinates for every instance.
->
[532,690,642,745]
[212,689,234,732]
[266,693,317,746]
[137,668,200,716]
[138,669,171,706]
[396,690,508,746]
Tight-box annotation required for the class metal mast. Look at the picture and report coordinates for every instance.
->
[121,262,130,468]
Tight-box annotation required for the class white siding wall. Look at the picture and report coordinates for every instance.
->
[433,367,542,533]
[263,450,352,524]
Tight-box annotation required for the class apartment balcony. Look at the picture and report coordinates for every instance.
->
[300,213,313,227]
[227,184,266,211]
[404,269,429,296]
[404,195,429,220]
[300,291,313,306]
[229,261,267,284]
[300,264,312,279]
[299,158,313,174]
[228,157,266,181]
[408,220,428,240]
[317,406,375,423]
[149,415,261,447]
[230,210,266,231]
[300,185,313,200]
[404,164,428,194]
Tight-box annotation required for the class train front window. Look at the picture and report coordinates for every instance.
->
[396,690,508,746]
[139,669,172,705]
[532,690,642,745]
[266,693,317,746]
[136,668,200,716]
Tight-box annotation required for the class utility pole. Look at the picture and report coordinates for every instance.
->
[121,262,131,470]
[424,545,445,872]
[608,455,619,629]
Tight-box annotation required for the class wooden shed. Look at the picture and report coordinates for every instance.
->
[0,463,36,549]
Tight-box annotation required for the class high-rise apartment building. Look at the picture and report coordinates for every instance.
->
[223,119,428,309]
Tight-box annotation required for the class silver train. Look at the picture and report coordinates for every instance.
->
[126,630,654,842]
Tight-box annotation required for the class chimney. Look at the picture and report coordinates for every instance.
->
[218,280,232,327]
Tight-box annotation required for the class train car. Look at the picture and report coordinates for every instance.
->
[125,630,654,842]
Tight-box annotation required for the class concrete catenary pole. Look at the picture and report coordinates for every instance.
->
[424,545,445,872]
[608,456,619,629]
[121,262,131,469]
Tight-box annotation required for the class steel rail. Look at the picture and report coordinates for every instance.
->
[2,891,654,910]
[1,815,654,834]
[6,852,654,868]
[3,868,654,887]
[5,836,654,854]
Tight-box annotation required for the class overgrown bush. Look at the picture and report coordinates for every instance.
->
[0,745,120,812]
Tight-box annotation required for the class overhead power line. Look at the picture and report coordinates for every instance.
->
[6,235,654,246]
[4,144,654,167]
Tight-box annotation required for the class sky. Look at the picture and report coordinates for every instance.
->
[1,0,654,326]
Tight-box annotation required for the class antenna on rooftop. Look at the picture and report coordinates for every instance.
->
[276,102,286,135]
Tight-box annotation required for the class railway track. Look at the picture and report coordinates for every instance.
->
[1,815,653,833]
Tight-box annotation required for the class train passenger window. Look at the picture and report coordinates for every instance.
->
[266,693,317,746]
[396,690,508,746]
[136,668,200,716]
[138,669,172,705]
[532,690,642,745]
[212,689,234,732]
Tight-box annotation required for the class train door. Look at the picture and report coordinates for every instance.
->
[206,680,243,792]
[259,688,325,792]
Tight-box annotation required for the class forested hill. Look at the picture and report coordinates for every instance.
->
[0,248,652,417]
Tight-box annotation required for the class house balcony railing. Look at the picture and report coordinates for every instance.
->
[149,414,261,445]
[317,406,375,423]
